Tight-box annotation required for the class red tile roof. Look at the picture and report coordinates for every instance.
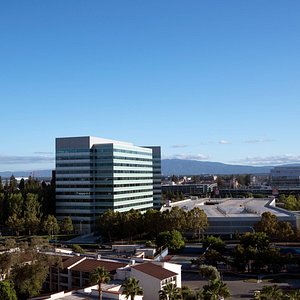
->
[63,256,85,269]
[131,262,177,280]
[70,259,127,274]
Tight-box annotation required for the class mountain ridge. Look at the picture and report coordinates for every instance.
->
[1,160,299,178]
[161,159,273,175]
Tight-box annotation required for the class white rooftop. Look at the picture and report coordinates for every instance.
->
[161,197,293,218]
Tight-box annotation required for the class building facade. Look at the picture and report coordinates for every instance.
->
[145,146,162,209]
[270,166,300,188]
[56,136,161,233]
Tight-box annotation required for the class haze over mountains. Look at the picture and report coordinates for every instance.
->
[0,159,278,178]
[161,159,273,175]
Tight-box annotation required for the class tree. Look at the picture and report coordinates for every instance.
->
[12,261,48,298]
[121,209,142,240]
[143,209,164,238]
[96,209,119,241]
[61,216,74,234]
[277,221,295,241]
[282,195,300,211]
[121,277,143,300]
[163,207,187,232]
[6,213,24,236]
[0,253,14,280]
[23,193,42,235]
[286,289,300,300]
[0,280,17,300]
[201,279,230,300]
[254,212,279,238]
[43,215,60,238]
[90,266,110,300]
[156,230,185,252]
[159,283,182,300]
[199,265,220,282]
[186,207,208,240]
[202,236,226,253]
[256,285,283,300]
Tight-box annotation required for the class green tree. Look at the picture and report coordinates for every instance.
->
[285,289,300,300]
[156,230,185,252]
[282,195,300,211]
[167,207,187,232]
[201,279,230,300]
[6,213,24,236]
[8,176,18,193]
[71,244,84,254]
[121,209,142,240]
[61,216,74,234]
[0,280,17,300]
[121,277,143,300]
[277,221,295,241]
[143,209,164,238]
[12,261,48,298]
[186,207,208,240]
[254,212,279,238]
[202,236,226,253]
[199,265,220,281]
[90,266,110,300]
[159,283,182,300]
[96,209,119,241]
[23,193,42,235]
[43,215,60,238]
[256,285,283,300]
[0,253,14,280]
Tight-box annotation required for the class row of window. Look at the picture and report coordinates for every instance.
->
[56,177,154,181]
[56,194,153,203]
[56,183,152,189]
[57,189,153,196]
[57,201,153,213]
[57,149,89,154]
[114,200,153,209]
[57,170,153,174]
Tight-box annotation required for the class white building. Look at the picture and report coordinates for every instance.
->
[130,262,181,300]
[161,197,298,236]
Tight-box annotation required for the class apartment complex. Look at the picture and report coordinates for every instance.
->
[56,136,161,233]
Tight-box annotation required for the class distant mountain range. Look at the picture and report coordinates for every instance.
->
[1,160,298,178]
[0,170,52,179]
[161,159,273,175]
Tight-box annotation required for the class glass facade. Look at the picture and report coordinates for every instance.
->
[56,136,160,233]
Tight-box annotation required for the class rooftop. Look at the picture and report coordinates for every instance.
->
[161,197,294,219]
[131,262,177,280]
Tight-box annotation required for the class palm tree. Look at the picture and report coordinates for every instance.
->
[121,277,143,300]
[90,266,110,300]
[285,290,300,300]
[257,285,283,300]
[159,283,182,300]
[201,279,230,300]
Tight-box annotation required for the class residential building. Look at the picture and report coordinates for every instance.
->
[56,136,161,233]
[46,255,181,300]
[131,262,181,300]
[47,256,127,292]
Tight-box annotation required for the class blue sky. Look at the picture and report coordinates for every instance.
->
[0,1,300,171]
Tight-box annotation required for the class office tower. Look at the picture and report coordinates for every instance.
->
[145,146,162,209]
[56,136,160,233]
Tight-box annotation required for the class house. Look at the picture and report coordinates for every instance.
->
[130,262,181,300]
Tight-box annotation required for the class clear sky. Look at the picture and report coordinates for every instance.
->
[0,0,300,171]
